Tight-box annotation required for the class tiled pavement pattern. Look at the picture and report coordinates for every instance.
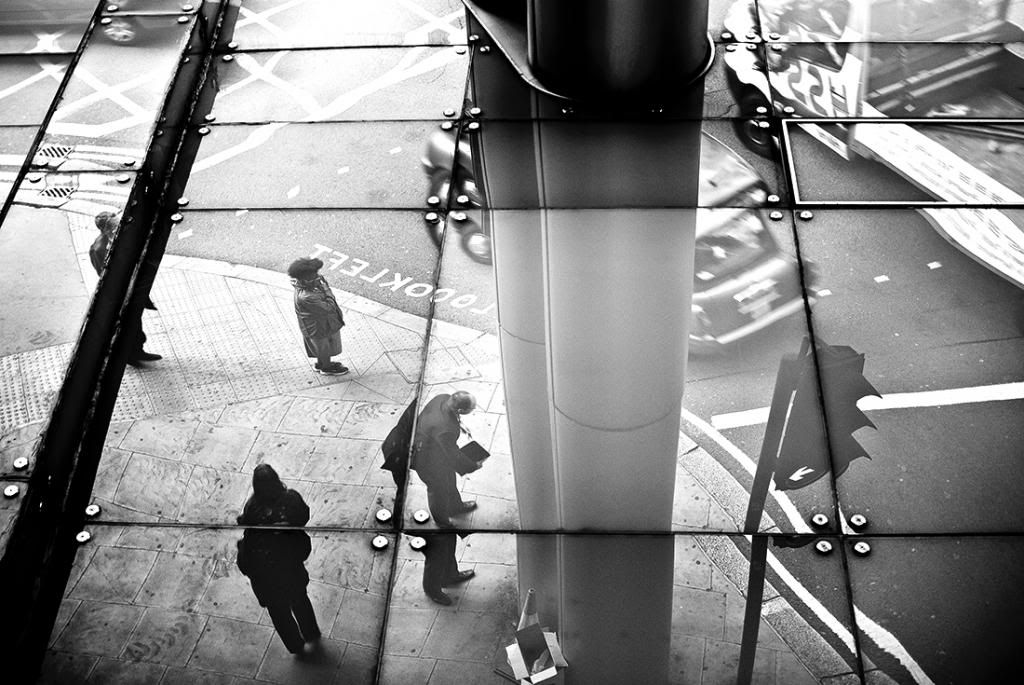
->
[0,257,859,684]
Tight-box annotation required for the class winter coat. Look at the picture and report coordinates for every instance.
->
[292,276,344,339]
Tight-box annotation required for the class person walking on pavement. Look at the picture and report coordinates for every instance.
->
[236,464,321,656]
[287,257,349,375]
[411,390,481,604]
[90,211,161,367]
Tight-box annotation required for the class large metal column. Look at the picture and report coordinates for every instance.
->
[467,1,710,681]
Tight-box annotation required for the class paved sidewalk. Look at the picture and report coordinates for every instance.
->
[0,251,853,683]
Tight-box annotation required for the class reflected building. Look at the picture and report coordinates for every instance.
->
[1,1,1023,684]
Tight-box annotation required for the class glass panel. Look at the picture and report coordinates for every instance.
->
[797,209,1024,533]
[848,536,1024,683]
[41,526,392,683]
[0,0,95,55]
[210,47,469,123]
[232,0,466,50]
[382,532,862,683]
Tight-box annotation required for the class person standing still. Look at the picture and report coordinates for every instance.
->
[287,257,348,375]
[90,211,161,367]
[237,464,320,656]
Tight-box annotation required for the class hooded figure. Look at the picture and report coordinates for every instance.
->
[237,464,319,655]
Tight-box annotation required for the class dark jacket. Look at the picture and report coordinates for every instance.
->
[411,394,479,483]
[90,232,156,309]
[237,487,312,605]
[381,399,418,478]
[292,275,344,339]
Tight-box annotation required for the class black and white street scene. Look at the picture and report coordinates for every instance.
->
[1,1,1022,683]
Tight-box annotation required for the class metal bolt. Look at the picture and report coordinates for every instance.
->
[451,211,467,222]
[155,129,164,137]
[100,17,111,25]
[767,194,780,204]
[106,4,118,11]
[721,31,734,41]
[123,159,136,167]
[810,513,829,527]
[222,54,234,62]
[745,31,757,40]
[479,45,491,53]
[413,509,430,523]
[440,121,454,131]
[456,194,469,205]
[177,15,189,24]
[177,197,189,207]
[771,44,783,52]
[455,46,466,55]
[375,509,392,523]
[726,44,737,52]
[426,195,441,207]
[183,57,191,63]
[755,105,768,115]
[466,121,480,131]
[852,541,872,556]
[410,536,426,550]
[757,120,771,129]
[798,210,814,221]
[561,106,574,116]
[3,485,18,498]
[371,535,389,550]
[849,514,868,530]
[814,540,834,555]
[424,212,440,223]
[746,43,757,51]
[27,174,42,183]
[769,210,784,221]
[769,32,781,40]
[468,34,480,42]
[204,113,216,122]
[13,457,29,469]
[182,4,195,11]
[783,105,795,114]
[443,108,456,118]
[468,106,482,117]
[227,41,238,50]
[85,504,101,517]
[116,174,131,184]
[198,126,210,135]
[76,531,92,544]
[170,213,184,223]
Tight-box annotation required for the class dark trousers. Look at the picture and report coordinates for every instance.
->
[266,589,320,653]
[421,532,458,595]
[425,471,466,528]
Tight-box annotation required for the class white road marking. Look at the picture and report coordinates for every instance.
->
[711,381,1024,430]
[177,229,193,240]
[287,184,300,198]
[235,209,249,216]
[682,408,937,685]
[0,61,64,100]
[337,166,350,174]
[928,261,942,269]
[229,52,322,115]
[389,146,402,155]
[874,274,890,283]
[817,288,833,296]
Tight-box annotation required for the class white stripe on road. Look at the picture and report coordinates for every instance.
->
[682,408,937,685]
[711,382,1024,430]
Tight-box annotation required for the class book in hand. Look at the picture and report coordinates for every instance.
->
[460,440,490,463]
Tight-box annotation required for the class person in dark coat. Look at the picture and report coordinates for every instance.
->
[381,398,418,489]
[287,257,348,375]
[91,211,161,367]
[236,464,320,655]
[411,391,480,604]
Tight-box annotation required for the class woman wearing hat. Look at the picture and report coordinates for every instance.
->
[287,257,348,375]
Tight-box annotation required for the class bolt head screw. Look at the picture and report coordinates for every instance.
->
[814,540,834,554]
[849,514,868,530]
[13,457,29,469]
[76,531,91,544]
[798,210,814,221]
[767,194,780,203]
[413,509,430,523]
[410,536,426,550]
[853,541,872,556]
[426,195,441,207]
[811,513,829,527]
[769,210,784,221]
[371,535,389,550]
[375,509,392,523]
[85,504,101,517]
[3,485,18,498]
[466,121,480,131]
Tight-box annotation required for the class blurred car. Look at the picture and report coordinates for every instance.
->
[0,0,183,45]
[421,128,814,349]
